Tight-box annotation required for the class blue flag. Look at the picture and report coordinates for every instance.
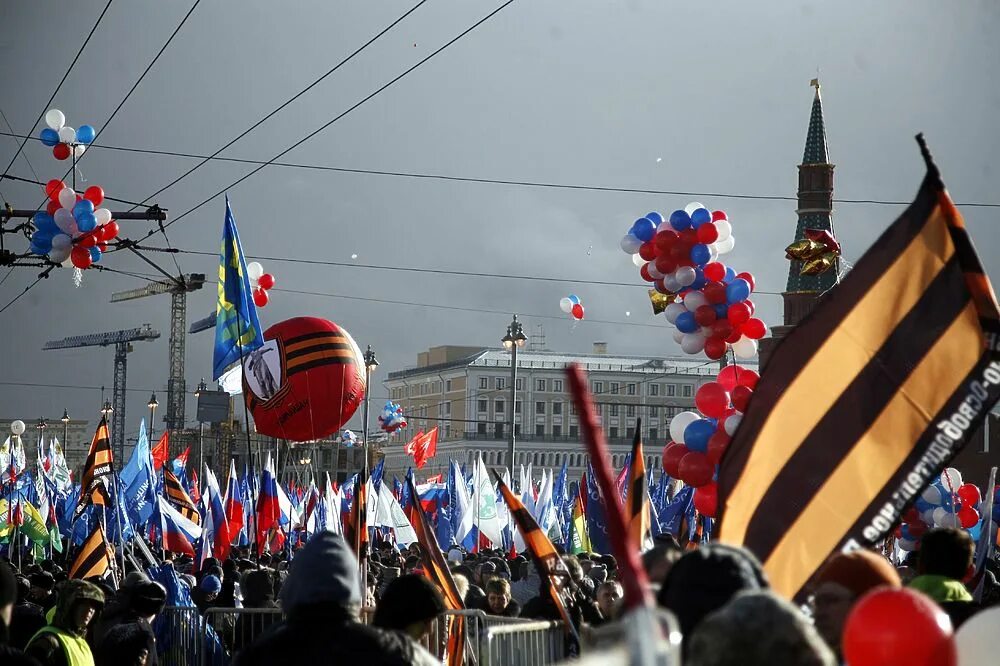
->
[655,485,693,537]
[371,458,385,492]
[213,196,264,380]
[121,420,156,529]
[584,462,612,554]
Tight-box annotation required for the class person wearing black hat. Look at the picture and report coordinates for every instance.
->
[93,574,166,666]
[10,574,46,651]
[232,570,279,655]
[24,579,105,666]
[371,574,446,644]
[0,562,38,665]
[29,574,56,611]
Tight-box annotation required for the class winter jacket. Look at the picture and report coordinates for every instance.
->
[477,598,521,618]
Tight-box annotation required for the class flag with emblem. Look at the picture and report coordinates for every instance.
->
[69,519,113,580]
[74,418,113,519]
[718,136,1000,601]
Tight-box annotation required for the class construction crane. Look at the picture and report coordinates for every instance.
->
[44,324,161,462]
[189,311,216,335]
[111,274,205,435]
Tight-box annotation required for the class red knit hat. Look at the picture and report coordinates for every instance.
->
[814,550,901,598]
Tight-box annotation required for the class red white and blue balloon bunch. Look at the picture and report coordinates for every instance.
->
[378,400,408,433]
[621,202,768,360]
[898,467,989,551]
[246,261,276,307]
[340,429,358,447]
[38,109,95,161]
[558,294,585,321]
[661,364,759,518]
[30,180,118,268]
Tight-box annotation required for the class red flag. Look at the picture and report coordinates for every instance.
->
[190,470,201,504]
[404,431,422,456]
[11,502,23,527]
[426,473,443,484]
[175,446,190,470]
[412,427,439,469]
[151,432,169,471]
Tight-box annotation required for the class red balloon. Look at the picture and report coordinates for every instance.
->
[53,143,70,160]
[746,299,756,315]
[731,385,753,413]
[46,200,60,216]
[654,230,678,252]
[725,327,743,344]
[703,262,726,282]
[743,318,767,340]
[902,507,921,524]
[678,451,714,487]
[711,210,728,222]
[696,223,718,244]
[680,229,698,244]
[78,233,97,248]
[639,263,655,282]
[716,408,736,431]
[958,506,980,529]
[258,273,275,290]
[738,369,760,389]
[727,302,751,324]
[662,443,687,478]
[46,179,64,199]
[654,255,677,275]
[102,221,120,240]
[957,483,981,507]
[703,281,727,305]
[70,246,92,269]
[653,279,670,294]
[842,588,956,666]
[706,432,731,465]
[97,241,108,253]
[907,521,927,538]
[639,242,658,261]
[669,243,690,265]
[694,483,718,517]
[571,303,584,320]
[695,382,730,418]
[694,305,717,327]
[710,318,734,340]
[253,288,269,308]
[83,186,104,207]
[704,337,727,360]
[717,364,753,392]
[736,271,755,292]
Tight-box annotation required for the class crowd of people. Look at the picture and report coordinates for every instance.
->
[0,525,997,665]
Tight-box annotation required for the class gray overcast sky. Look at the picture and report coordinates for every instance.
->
[0,0,997,441]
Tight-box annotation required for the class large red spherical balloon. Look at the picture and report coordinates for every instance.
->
[703,281,727,305]
[252,287,269,307]
[731,385,753,413]
[958,506,980,529]
[84,185,104,207]
[46,179,64,199]
[696,223,718,244]
[662,442,687,478]
[654,255,677,275]
[639,263,655,282]
[957,483,981,507]
[244,317,366,442]
[639,242,657,261]
[843,588,956,666]
[694,482,718,517]
[695,382,730,418]
[727,302,751,325]
[704,337,727,360]
[678,451,714,487]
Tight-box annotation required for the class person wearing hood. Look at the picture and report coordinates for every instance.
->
[233,533,439,666]
[232,570,280,655]
[1,562,39,665]
[93,574,166,666]
[24,580,104,666]
[191,575,222,614]
[371,574,446,644]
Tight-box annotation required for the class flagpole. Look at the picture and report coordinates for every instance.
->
[233,305,260,561]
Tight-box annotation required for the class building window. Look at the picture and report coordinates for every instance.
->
[497,377,506,390]
[593,381,604,393]
[649,427,658,441]
[570,403,578,416]
[477,422,487,435]
[553,424,562,437]
[478,400,488,413]
[515,424,522,436]
[649,384,659,397]
[595,404,603,416]
[554,379,563,392]
[445,424,452,438]
[515,400,522,414]
[516,378,523,391]
[569,425,579,438]
[552,402,562,415]
[480,377,489,390]
[627,383,636,395]
[495,423,504,438]
[666,384,676,397]
[611,382,619,395]
[535,424,545,436]
[610,404,619,417]
[446,379,452,392]
[536,379,546,391]
[627,405,636,417]
[535,401,545,414]
[443,402,451,416]
[495,399,505,414]
[497,452,504,466]
[610,426,619,439]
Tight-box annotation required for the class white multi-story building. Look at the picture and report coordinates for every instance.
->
[0,417,92,475]
[381,343,739,481]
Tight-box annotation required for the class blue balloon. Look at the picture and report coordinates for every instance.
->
[29,243,46,256]
[89,246,102,263]
[726,279,751,304]
[684,419,715,453]
[669,210,691,231]
[914,497,933,512]
[675,311,698,334]
[713,303,729,319]
[31,229,53,247]
[39,128,60,147]
[33,212,59,234]
[632,217,656,242]
[968,520,982,541]
[645,212,663,225]
[568,294,580,305]
[690,268,707,291]
[73,199,95,219]
[690,243,711,266]
[77,211,96,232]
[724,267,737,283]
[690,208,712,228]
[76,124,96,144]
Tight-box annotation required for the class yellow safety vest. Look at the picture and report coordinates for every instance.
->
[29,625,95,666]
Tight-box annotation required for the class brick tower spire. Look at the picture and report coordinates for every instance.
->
[759,80,839,368]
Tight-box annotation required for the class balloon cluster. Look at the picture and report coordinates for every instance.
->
[785,228,842,276]
[38,109,95,161]
[246,261,276,307]
[661,364,759,517]
[558,294,585,320]
[377,401,407,433]
[898,467,984,551]
[30,180,118,267]
[621,202,766,360]
[340,429,358,447]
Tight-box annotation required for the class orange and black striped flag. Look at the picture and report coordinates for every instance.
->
[624,419,652,553]
[74,418,113,519]
[69,519,113,580]
[347,469,368,559]
[718,136,1000,601]
[493,470,579,641]
[163,469,201,526]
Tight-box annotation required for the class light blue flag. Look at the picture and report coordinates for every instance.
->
[121,420,156,528]
[213,196,264,380]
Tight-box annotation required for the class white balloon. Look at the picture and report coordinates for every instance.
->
[632,253,646,268]
[620,234,642,254]
[246,261,264,280]
[715,235,736,255]
[921,485,943,506]
[45,109,65,130]
[94,208,112,225]
[708,244,719,262]
[684,201,705,216]
[647,264,664,280]
[955,606,1000,665]
[10,420,25,435]
[921,508,936,525]
[701,326,714,337]
[51,233,72,250]
[664,302,687,325]
[49,246,71,263]
[733,335,758,359]
[683,290,707,311]
[939,512,961,529]
[715,219,732,242]
[675,266,696,287]
[931,507,948,526]
[73,144,87,157]
[671,328,685,344]
[54,208,74,233]
[559,297,573,314]
[58,126,76,144]
[680,332,706,355]
[58,187,76,210]
[662,274,682,292]
[669,411,700,443]
[724,413,743,436]
[940,467,963,489]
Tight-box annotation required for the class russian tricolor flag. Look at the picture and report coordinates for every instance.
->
[158,496,202,557]
[204,466,232,561]
[224,460,245,545]
[255,454,281,550]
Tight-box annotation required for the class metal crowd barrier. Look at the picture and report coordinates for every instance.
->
[479,619,566,666]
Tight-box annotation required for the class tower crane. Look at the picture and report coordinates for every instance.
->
[111,274,205,436]
[44,324,161,462]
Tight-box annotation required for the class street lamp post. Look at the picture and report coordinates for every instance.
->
[147,392,159,442]
[501,315,527,477]
[362,346,379,479]
[196,379,207,477]
[61,409,70,446]
[35,419,47,462]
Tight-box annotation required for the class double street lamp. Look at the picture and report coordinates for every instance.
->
[147,393,159,442]
[501,315,527,473]
[362,346,379,479]
[61,409,70,444]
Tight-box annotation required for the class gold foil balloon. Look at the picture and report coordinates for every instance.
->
[785,239,826,261]
[800,252,838,276]
[648,288,674,315]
